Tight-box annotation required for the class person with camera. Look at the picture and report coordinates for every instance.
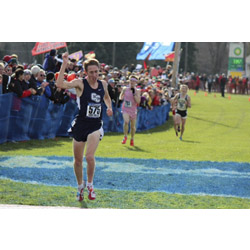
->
[119,75,141,146]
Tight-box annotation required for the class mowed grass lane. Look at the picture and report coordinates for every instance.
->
[0,90,250,208]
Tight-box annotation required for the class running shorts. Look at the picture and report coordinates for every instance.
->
[176,109,187,119]
[68,117,104,142]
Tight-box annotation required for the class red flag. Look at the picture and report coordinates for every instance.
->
[31,42,67,56]
[84,51,95,59]
[143,53,151,69]
[165,51,175,62]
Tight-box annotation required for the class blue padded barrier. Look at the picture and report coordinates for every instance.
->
[0,93,170,143]
[0,93,13,144]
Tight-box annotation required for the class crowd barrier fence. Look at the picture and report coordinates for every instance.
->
[0,93,170,144]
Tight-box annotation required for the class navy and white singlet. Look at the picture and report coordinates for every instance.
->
[68,78,105,142]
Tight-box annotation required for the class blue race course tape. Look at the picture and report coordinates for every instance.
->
[1,156,250,198]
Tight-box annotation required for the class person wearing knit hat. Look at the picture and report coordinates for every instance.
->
[50,49,57,57]
[46,72,55,82]
[11,54,18,59]
[3,55,12,64]
[24,69,31,76]
[43,49,57,73]
[9,58,18,65]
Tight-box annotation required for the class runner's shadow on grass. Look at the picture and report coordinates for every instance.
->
[126,146,149,152]
[189,115,234,128]
[0,137,71,152]
[181,139,200,143]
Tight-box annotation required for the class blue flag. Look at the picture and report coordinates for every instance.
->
[136,42,175,60]
[149,42,175,60]
[136,42,156,60]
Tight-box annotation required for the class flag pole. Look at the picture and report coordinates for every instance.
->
[172,42,181,88]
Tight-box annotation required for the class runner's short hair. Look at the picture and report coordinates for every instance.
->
[84,59,100,72]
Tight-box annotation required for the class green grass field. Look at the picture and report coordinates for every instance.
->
[1,90,250,208]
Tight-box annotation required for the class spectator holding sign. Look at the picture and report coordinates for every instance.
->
[43,49,57,73]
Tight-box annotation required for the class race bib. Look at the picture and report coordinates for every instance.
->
[124,100,132,108]
[86,103,101,118]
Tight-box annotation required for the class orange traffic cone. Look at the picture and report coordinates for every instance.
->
[194,91,196,96]
[228,95,231,100]
[214,94,216,98]
[248,97,250,102]
[204,92,208,96]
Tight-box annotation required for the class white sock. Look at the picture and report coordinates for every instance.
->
[78,183,84,190]
[87,182,93,188]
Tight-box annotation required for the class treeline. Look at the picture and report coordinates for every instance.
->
[0,42,199,71]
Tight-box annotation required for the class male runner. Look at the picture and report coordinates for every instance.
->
[56,52,113,201]
[119,75,141,146]
[172,84,191,140]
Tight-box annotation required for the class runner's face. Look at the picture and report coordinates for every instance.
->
[87,65,99,82]
[130,78,137,87]
[181,86,187,94]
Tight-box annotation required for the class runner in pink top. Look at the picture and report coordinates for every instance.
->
[119,75,141,146]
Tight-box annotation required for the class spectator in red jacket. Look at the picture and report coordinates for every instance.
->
[195,74,200,92]
[149,89,160,106]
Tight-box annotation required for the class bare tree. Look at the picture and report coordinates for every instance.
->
[208,42,228,74]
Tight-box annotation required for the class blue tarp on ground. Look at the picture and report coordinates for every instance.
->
[0,93,170,144]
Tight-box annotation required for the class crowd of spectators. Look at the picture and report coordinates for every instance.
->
[177,72,250,95]
[1,49,250,110]
[0,50,72,104]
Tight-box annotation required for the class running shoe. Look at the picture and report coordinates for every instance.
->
[87,185,96,200]
[76,187,84,202]
[130,139,134,146]
[121,136,127,144]
[179,136,183,141]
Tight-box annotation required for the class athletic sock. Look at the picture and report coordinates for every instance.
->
[78,183,84,191]
[87,182,93,188]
